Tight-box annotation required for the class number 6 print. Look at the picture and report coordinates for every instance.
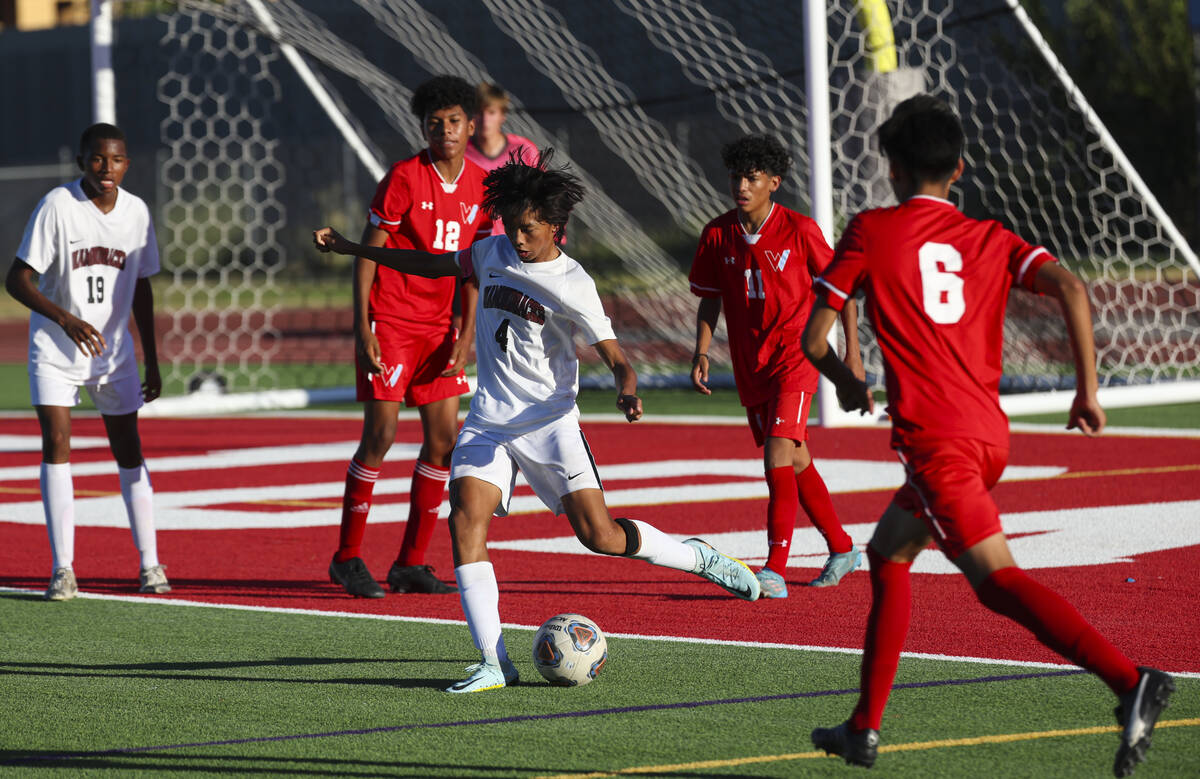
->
[918,242,965,323]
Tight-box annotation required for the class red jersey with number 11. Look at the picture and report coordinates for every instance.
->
[689,204,833,406]
[815,195,1055,449]
[367,151,492,327]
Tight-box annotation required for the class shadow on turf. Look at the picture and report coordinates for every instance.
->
[0,752,579,776]
[0,656,480,691]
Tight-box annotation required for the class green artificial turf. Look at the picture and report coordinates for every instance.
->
[0,595,1194,777]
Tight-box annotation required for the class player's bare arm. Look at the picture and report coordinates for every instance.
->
[131,277,161,401]
[443,275,478,376]
[839,297,866,382]
[691,296,720,395]
[594,338,642,422]
[803,301,873,415]
[1032,261,1105,436]
[350,225,387,374]
[5,259,107,357]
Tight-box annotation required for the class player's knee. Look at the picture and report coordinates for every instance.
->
[578,517,637,557]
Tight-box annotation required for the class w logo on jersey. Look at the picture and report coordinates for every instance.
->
[764,249,790,272]
[380,363,404,388]
[460,202,479,224]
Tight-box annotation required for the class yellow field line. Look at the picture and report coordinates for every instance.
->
[0,486,115,497]
[533,718,1200,778]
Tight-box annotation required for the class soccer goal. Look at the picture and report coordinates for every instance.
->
[132,0,1198,418]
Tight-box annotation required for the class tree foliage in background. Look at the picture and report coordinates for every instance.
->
[1024,0,1197,243]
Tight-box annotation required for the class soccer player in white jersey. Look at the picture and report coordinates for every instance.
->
[314,149,762,693]
[5,123,169,601]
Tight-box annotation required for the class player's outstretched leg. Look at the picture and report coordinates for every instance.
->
[684,538,761,601]
[1113,667,1175,777]
[811,721,880,768]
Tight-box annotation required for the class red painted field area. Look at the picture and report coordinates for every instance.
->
[2,415,1197,675]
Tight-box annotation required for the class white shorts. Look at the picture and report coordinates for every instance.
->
[451,414,603,517]
[30,370,144,416]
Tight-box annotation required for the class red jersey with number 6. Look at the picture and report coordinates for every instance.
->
[367,150,492,326]
[815,195,1055,449]
[689,204,833,406]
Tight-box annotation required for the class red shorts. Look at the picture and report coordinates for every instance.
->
[892,437,1009,559]
[356,319,470,407]
[745,391,813,448]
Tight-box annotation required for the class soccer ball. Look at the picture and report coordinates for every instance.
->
[531,613,607,686]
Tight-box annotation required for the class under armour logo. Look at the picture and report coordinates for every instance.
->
[765,249,790,272]
[460,202,479,224]
[775,416,784,425]
[723,256,736,265]
[348,502,369,513]
[456,375,468,385]
[421,201,434,210]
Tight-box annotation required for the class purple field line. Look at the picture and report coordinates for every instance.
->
[3,668,1086,765]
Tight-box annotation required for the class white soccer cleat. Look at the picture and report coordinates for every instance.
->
[139,564,172,594]
[684,538,760,601]
[446,659,519,694]
[44,567,78,601]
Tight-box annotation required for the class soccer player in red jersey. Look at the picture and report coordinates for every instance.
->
[803,95,1173,775]
[329,75,493,598]
[689,135,864,598]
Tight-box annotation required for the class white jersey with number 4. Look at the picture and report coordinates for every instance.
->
[16,179,160,383]
[456,235,616,436]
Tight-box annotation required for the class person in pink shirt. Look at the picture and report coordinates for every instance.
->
[467,83,538,236]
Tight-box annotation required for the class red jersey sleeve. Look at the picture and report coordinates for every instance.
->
[816,214,869,312]
[688,226,722,298]
[1005,230,1056,292]
[368,163,411,235]
[803,219,835,276]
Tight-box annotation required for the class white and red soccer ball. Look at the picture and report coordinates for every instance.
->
[532,613,607,686]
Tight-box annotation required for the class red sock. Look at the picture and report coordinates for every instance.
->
[335,458,379,563]
[796,463,853,554]
[849,547,912,732]
[976,567,1139,695]
[396,459,450,567]
[764,466,798,574]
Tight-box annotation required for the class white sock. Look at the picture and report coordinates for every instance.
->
[629,519,698,572]
[119,463,158,569]
[454,561,508,665]
[41,462,75,572]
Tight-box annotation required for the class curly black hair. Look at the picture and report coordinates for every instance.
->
[720,134,791,179]
[482,148,585,244]
[878,95,963,183]
[410,75,478,120]
[79,123,125,154]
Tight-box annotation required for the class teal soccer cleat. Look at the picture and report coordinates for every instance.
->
[684,538,761,601]
[446,659,519,693]
[807,548,862,588]
[755,567,788,599]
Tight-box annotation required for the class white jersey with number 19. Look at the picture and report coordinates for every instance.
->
[16,179,160,384]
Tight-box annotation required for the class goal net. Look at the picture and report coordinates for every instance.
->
[147,0,1197,411]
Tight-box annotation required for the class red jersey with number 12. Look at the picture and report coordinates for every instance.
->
[815,195,1055,449]
[367,151,492,326]
[689,204,833,406]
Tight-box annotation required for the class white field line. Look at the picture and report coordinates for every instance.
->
[4,586,1196,679]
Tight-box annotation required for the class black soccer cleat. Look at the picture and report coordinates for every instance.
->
[812,721,879,768]
[387,563,458,594]
[1113,666,1175,777]
[328,555,385,598]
